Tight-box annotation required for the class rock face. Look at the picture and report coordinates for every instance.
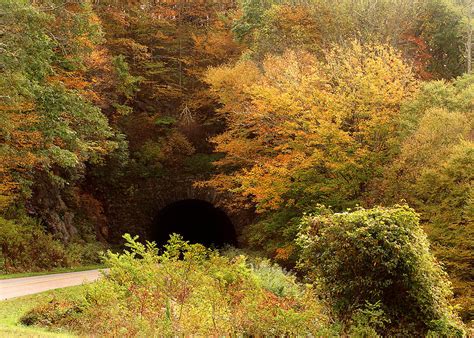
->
[32,172,78,243]
[30,171,109,244]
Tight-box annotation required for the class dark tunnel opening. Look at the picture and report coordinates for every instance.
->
[152,199,237,248]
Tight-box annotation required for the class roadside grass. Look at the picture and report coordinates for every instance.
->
[0,265,105,280]
[0,285,84,337]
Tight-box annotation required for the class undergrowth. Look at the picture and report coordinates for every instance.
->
[21,234,334,336]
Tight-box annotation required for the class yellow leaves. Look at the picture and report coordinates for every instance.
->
[325,42,418,152]
[205,42,418,212]
[392,108,470,182]
[262,50,319,89]
[327,41,418,108]
[205,60,260,114]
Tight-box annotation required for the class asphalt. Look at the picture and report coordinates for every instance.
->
[0,269,104,300]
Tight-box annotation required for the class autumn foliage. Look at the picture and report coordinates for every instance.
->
[1,0,473,327]
[204,43,418,212]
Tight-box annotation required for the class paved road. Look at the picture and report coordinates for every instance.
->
[0,269,104,300]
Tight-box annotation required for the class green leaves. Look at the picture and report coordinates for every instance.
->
[297,205,465,336]
[376,74,474,319]
[154,116,177,126]
[54,234,331,336]
[112,55,144,100]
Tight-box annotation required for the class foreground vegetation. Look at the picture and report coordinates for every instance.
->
[22,206,466,336]
[298,205,464,336]
[0,286,82,337]
[21,234,332,336]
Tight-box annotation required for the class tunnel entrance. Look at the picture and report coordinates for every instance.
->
[152,199,237,247]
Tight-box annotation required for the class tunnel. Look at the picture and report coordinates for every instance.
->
[152,199,237,248]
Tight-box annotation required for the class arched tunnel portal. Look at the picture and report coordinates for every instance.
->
[152,199,238,247]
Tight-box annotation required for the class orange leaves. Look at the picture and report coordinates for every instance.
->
[48,74,90,90]
[205,43,418,212]
[76,35,95,50]
[274,244,295,262]
[2,106,43,153]
[161,131,196,164]
[108,38,151,62]
[88,49,112,72]
[105,9,131,27]
[0,102,35,112]
[192,24,242,62]
[401,33,433,80]
[0,104,45,209]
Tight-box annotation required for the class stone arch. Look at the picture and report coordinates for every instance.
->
[148,183,253,247]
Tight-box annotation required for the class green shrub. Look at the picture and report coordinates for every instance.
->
[0,217,104,273]
[348,301,390,338]
[297,205,465,336]
[251,259,301,298]
[221,246,301,297]
[20,299,82,329]
[184,153,223,175]
[65,241,104,266]
[242,209,302,265]
[22,234,332,336]
[0,217,67,272]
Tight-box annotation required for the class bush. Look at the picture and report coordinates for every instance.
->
[20,299,82,328]
[251,259,301,298]
[22,234,332,336]
[65,241,104,266]
[297,205,465,336]
[0,217,104,273]
[221,245,301,295]
[348,301,390,337]
[0,217,67,272]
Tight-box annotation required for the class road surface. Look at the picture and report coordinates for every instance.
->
[0,269,104,300]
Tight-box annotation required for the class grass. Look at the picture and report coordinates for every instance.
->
[0,285,85,337]
[0,264,105,280]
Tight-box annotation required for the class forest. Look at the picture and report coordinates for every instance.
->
[0,0,473,336]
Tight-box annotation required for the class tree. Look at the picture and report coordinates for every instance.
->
[203,42,417,257]
[205,43,417,211]
[0,0,117,241]
[232,0,467,79]
[372,74,474,320]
